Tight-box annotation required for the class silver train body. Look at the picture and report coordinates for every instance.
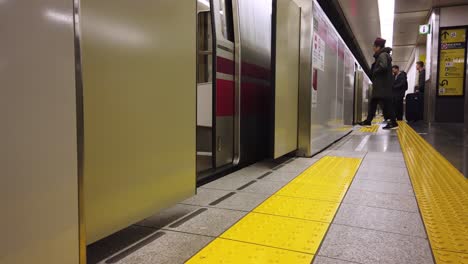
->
[196,0,371,177]
[3,0,372,259]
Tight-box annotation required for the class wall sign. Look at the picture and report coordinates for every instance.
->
[419,24,431,35]
[313,32,325,71]
[437,28,466,96]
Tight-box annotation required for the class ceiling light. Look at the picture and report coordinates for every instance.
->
[377,0,395,48]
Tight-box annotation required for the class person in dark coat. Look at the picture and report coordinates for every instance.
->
[415,61,425,93]
[392,65,408,120]
[358,37,398,129]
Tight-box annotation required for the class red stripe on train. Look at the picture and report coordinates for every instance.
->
[217,56,270,81]
[241,62,270,81]
[216,79,235,116]
[217,57,235,75]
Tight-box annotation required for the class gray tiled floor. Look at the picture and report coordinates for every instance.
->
[351,179,415,196]
[164,207,246,237]
[318,224,433,264]
[114,231,213,264]
[260,171,300,182]
[355,166,411,184]
[313,256,358,264]
[181,188,270,211]
[88,125,433,264]
[237,179,287,195]
[343,189,419,212]
[316,127,433,264]
[333,204,427,237]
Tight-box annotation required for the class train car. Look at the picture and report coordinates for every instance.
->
[79,0,373,247]
[196,0,372,179]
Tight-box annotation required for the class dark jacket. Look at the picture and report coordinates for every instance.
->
[371,47,393,98]
[393,71,408,98]
[416,69,425,93]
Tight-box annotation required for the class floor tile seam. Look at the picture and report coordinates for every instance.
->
[216,237,316,256]
[348,187,415,197]
[353,177,412,185]
[248,210,333,225]
[199,186,283,195]
[353,178,416,186]
[274,193,349,203]
[315,255,364,264]
[176,202,252,213]
[339,201,419,213]
[159,228,217,239]
[330,223,429,239]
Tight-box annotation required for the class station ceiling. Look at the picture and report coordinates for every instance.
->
[338,0,468,72]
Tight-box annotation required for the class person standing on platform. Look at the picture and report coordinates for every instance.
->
[358,37,399,129]
[392,65,408,121]
[415,61,426,93]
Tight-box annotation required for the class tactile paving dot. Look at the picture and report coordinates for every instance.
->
[220,212,329,254]
[185,238,313,264]
[253,195,340,223]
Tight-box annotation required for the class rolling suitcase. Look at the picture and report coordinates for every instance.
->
[405,93,423,121]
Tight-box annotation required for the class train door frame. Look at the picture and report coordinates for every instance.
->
[197,0,241,181]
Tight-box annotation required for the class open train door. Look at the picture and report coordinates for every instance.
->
[196,0,238,180]
[272,0,301,158]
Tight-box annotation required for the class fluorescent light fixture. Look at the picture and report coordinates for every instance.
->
[377,0,395,48]
[198,0,210,7]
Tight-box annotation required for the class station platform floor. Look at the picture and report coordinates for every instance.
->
[88,121,468,264]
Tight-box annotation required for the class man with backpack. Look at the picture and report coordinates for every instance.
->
[358,37,398,130]
[392,65,408,121]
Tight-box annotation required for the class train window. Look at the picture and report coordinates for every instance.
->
[219,0,234,42]
[197,11,213,83]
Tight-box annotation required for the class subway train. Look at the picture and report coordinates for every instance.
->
[85,0,373,245]
[195,0,372,179]
[3,0,374,261]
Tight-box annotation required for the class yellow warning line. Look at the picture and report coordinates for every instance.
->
[331,126,353,132]
[372,116,384,124]
[359,125,379,133]
[397,121,468,263]
[186,156,362,263]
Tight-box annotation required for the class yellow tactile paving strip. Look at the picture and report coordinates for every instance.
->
[331,126,353,132]
[397,121,468,263]
[186,156,362,264]
[372,116,384,124]
[359,124,379,133]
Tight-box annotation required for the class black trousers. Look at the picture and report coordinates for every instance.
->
[393,96,404,121]
[366,97,396,123]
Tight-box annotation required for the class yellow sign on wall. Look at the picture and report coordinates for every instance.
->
[438,28,466,96]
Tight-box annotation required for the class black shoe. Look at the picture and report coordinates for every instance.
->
[357,120,372,127]
[383,122,399,130]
